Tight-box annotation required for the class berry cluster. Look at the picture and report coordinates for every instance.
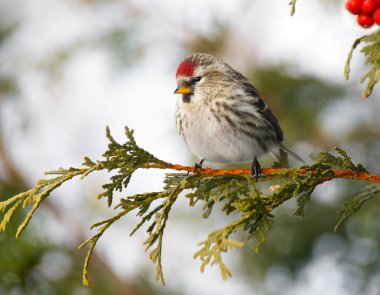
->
[346,0,380,28]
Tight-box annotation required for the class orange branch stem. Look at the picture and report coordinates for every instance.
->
[162,164,380,183]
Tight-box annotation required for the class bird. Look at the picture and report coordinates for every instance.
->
[173,53,303,179]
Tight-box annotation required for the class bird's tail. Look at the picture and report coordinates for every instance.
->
[274,143,305,164]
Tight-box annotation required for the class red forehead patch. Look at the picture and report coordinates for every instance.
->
[176,60,195,78]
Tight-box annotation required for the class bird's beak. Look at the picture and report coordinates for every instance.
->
[174,85,193,95]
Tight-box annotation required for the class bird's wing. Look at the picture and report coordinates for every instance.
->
[260,106,284,142]
[243,83,284,142]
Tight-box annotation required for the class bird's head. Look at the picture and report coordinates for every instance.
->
[174,53,231,103]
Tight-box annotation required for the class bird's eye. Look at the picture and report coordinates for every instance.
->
[193,76,202,83]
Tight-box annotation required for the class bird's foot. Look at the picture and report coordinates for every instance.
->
[194,159,204,173]
[192,159,204,189]
[251,157,261,181]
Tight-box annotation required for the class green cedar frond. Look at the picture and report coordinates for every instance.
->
[0,199,22,232]
[294,189,314,217]
[0,126,379,285]
[335,184,380,231]
[345,29,380,98]
[193,218,246,280]
[79,209,129,286]
[97,126,168,207]
[0,169,84,237]
[186,175,250,216]
[310,147,367,172]
[248,214,275,253]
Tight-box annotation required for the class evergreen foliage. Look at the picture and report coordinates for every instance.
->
[335,183,380,231]
[1,127,379,285]
[344,29,380,98]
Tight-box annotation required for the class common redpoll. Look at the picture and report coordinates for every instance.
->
[174,53,303,178]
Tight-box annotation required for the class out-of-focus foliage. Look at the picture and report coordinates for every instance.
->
[0,183,145,295]
[186,25,230,57]
[345,30,380,98]
[44,27,142,84]
[0,26,18,99]
[250,66,345,143]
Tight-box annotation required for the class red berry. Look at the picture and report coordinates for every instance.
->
[374,0,380,6]
[346,0,363,14]
[357,13,374,27]
[374,8,380,24]
[362,0,377,13]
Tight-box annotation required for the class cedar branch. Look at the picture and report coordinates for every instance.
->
[153,164,380,183]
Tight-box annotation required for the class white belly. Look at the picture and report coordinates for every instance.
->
[176,99,268,164]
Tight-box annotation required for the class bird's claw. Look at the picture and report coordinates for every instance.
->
[251,157,261,181]
[193,159,204,189]
[194,159,204,173]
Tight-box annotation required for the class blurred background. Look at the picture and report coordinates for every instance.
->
[0,0,380,294]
